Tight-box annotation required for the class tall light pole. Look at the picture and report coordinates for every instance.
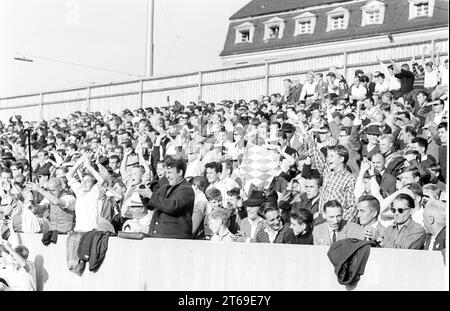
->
[145,0,155,77]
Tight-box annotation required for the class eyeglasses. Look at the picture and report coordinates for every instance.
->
[390,207,410,214]
[433,103,442,106]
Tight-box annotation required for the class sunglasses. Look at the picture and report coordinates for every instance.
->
[390,207,410,214]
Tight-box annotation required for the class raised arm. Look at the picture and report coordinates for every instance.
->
[25,182,69,209]
[83,152,105,186]
[66,155,85,180]
[306,132,327,174]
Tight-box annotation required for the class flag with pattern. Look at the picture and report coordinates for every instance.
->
[239,143,280,188]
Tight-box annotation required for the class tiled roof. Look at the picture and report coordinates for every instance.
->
[230,0,350,20]
[221,0,449,57]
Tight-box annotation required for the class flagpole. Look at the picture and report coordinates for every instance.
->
[145,0,155,77]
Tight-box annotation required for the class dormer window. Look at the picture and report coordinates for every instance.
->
[416,2,429,16]
[408,0,435,19]
[269,26,280,38]
[263,17,286,40]
[361,0,386,26]
[293,12,317,35]
[332,15,345,30]
[326,7,350,32]
[240,30,250,42]
[234,22,255,44]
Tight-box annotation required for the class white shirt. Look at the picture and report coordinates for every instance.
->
[375,80,389,94]
[428,235,436,251]
[68,177,102,232]
[387,73,401,91]
[300,82,316,100]
[433,110,446,125]
[411,207,424,228]
[424,69,439,88]
[328,226,337,243]
[439,65,448,86]
[351,84,367,100]
[248,217,264,240]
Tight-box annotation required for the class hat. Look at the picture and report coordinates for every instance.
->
[316,126,330,134]
[36,166,51,176]
[243,190,267,207]
[250,118,260,126]
[126,154,139,167]
[0,152,15,161]
[281,123,295,133]
[365,124,382,136]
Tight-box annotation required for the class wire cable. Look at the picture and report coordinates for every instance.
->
[12,51,143,78]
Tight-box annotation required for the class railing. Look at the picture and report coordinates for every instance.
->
[0,38,448,123]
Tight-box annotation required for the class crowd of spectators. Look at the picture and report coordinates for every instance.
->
[0,49,448,290]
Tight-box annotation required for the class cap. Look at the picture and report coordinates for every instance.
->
[243,190,267,207]
[365,124,382,136]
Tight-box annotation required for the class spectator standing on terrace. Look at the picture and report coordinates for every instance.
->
[255,202,292,244]
[307,134,358,222]
[66,152,111,232]
[137,157,194,239]
[26,178,76,234]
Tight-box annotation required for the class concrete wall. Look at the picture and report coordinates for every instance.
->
[17,233,448,291]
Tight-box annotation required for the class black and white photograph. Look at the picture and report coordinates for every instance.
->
[0,0,448,295]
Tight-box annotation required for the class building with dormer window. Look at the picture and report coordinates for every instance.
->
[220,0,448,67]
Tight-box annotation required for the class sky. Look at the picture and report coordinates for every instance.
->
[0,0,250,97]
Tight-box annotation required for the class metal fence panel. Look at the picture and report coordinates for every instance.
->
[143,87,199,108]
[90,94,141,114]
[42,100,87,120]
[202,79,265,102]
[202,65,265,84]
[269,54,345,76]
[0,95,41,109]
[43,89,87,103]
[143,74,198,90]
[90,81,140,97]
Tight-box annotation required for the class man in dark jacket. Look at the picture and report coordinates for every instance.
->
[138,157,194,239]
[393,62,415,98]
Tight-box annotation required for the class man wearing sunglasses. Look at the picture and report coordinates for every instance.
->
[382,193,426,249]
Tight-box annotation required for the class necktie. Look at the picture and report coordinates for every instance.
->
[332,230,336,244]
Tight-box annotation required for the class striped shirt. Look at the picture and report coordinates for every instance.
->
[309,143,358,222]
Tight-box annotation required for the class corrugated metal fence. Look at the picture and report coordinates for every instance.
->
[0,38,448,122]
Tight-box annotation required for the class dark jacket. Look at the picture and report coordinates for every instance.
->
[394,69,415,95]
[327,238,376,286]
[380,171,396,198]
[145,179,195,239]
[423,227,446,251]
[77,230,111,272]
[287,228,314,245]
[255,224,292,244]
